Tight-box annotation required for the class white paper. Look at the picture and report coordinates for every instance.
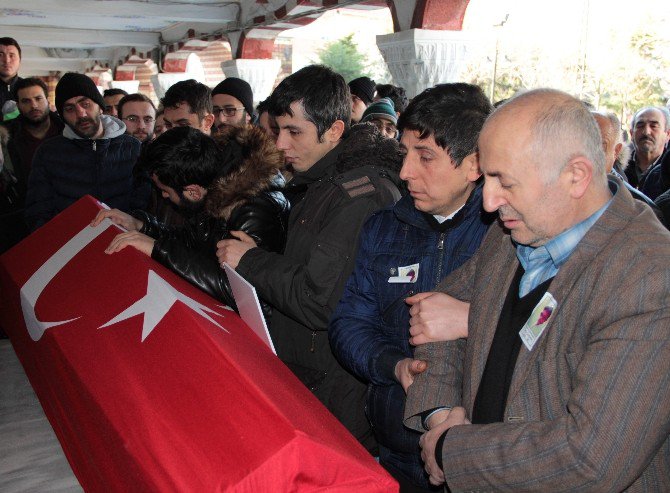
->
[223,263,276,355]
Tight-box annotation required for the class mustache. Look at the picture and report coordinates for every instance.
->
[76,117,96,126]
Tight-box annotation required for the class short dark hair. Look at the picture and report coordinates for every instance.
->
[256,97,270,115]
[268,65,350,140]
[137,127,222,190]
[117,93,156,119]
[161,79,213,120]
[103,88,128,98]
[398,83,492,166]
[15,77,48,98]
[0,37,21,58]
[375,84,408,113]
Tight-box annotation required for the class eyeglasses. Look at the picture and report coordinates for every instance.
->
[123,116,155,124]
[371,119,398,138]
[213,106,245,117]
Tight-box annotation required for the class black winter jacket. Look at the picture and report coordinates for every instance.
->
[237,123,404,452]
[135,125,290,307]
[0,75,21,111]
[24,115,149,230]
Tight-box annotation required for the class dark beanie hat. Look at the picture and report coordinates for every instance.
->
[55,72,106,117]
[348,77,376,105]
[212,77,254,117]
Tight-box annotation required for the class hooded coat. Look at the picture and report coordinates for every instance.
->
[24,114,149,230]
[236,123,404,452]
[133,125,290,308]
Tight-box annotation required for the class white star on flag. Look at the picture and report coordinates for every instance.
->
[99,270,228,341]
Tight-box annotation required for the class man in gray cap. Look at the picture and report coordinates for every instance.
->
[24,72,149,230]
[211,77,254,135]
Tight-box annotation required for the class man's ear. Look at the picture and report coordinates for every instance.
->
[325,119,345,143]
[614,142,623,158]
[183,184,206,201]
[565,156,593,199]
[461,152,482,183]
[201,113,215,133]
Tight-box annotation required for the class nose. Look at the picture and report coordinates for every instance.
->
[275,131,290,151]
[75,105,87,118]
[398,155,413,182]
[482,178,505,212]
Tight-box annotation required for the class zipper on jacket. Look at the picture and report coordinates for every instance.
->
[435,232,446,283]
[309,330,316,352]
[92,141,96,151]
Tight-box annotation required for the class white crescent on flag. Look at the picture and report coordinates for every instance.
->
[20,220,116,341]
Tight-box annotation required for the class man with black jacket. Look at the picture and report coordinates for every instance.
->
[92,126,289,309]
[1,78,64,251]
[216,65,403,453]
[25,72,149,230]
[0,37,22,111]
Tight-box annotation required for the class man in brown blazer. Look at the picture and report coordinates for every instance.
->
[404,88,670,491]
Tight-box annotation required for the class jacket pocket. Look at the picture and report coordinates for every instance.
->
[533,352,579,420]
[304,240,348,307]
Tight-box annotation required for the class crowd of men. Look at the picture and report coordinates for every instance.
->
[1,35,669,492]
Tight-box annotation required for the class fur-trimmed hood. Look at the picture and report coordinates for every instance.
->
[206,124,284,220]
[335,122,404,175]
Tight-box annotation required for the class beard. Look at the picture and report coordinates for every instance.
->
[132,130,153,143]
[71,114,102,139]
[21,109,50,127]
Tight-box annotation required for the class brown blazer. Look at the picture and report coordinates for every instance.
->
[406,180,670,492]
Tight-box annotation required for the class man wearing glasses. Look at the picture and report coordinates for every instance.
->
[211,77,254,135]
[118,93,156,144]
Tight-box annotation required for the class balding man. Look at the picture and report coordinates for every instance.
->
[625,106,670,196]
[404,89,670,491]
[592,111,665,225]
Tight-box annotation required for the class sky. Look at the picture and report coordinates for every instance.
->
[463,0,669,64]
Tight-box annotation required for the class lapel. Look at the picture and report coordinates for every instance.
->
[466,227,519,412]
[504,180,634,407]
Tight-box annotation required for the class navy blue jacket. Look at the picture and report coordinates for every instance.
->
[329,185,492,485]
[25,115,149,230]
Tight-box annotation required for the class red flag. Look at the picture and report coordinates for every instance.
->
[0,196,397,492]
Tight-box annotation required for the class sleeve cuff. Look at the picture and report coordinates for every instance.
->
[434,427,450,470]
[421,407,451,430]
[373,348,408,383]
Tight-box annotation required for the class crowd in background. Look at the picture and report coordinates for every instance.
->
[1,34,669,493]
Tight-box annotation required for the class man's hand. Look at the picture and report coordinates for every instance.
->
[406,292,470,345]
[91,208,143,232]
[419,406,471,486]
[394,357,427,393]
[216,230,257,269]
[104,231,155,256]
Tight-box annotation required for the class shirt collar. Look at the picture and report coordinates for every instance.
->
[516,183,617,270]
[433,203,465,223]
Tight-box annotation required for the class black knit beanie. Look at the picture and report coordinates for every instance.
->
[212,77,254,117]
[55,72,106,117]
[348,77,376,105]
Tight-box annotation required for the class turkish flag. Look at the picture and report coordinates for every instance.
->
[0,196,397,492]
